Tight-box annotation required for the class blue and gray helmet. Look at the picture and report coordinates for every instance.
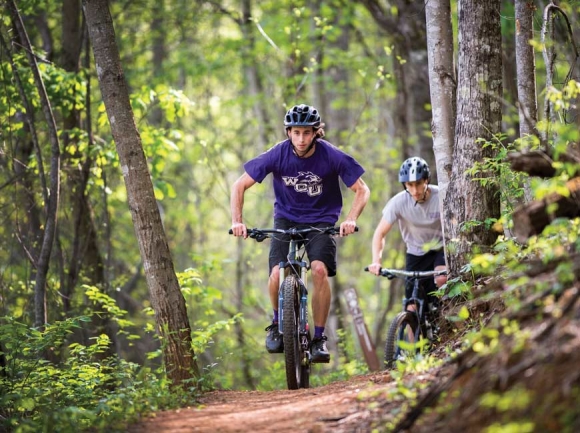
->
[284,104,321,128]
[399,157,430,183]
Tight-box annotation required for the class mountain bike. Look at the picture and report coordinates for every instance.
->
[366,267,447,369]
[231,226,354,389]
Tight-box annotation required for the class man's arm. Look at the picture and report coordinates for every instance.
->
[340,177,370,236]
[368,217,393,275]
[230,172,256,238]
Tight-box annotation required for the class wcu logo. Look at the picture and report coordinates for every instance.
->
[282,171,323,196]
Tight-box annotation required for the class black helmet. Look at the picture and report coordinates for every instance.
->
[284,104,321,128]
[399,157,430,183]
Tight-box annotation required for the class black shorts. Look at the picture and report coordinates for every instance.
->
[405,249,445,300]
[269,218,337,277]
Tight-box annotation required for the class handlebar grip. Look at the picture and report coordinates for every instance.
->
[228,229,233,235]
[364,266,369,271]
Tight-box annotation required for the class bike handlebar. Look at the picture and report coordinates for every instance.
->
[364,267,447,279]
[229,226,358,242]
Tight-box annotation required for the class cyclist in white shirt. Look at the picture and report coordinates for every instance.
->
[367,157,447,311]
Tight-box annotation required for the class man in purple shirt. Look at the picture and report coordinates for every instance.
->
[230,104,370,363]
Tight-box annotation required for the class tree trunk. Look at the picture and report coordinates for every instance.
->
[241,0,270,152]
[425,0,455,202]
[309,0,325,116]
[82,0,199,385]
[515,0,538,139]
[443,0,502,276]
[425,0,455,264]
[514,0,538,204]
[540,3,558,141]
[8,0,62,330]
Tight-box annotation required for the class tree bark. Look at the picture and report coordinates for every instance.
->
[82,0,199,385]
[425,0,455,203]
[443,0,502,276]
[424,0,455,265]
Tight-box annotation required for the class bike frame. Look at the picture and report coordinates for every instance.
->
[403,274,429,342]
[367,267,447,366]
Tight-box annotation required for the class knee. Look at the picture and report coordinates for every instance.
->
[270,266,281,282]
[310,261,328,280]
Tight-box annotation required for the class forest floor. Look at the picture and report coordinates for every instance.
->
[127,369,402,433]
[128,266,580,433]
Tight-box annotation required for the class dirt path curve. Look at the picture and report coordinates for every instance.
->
[128,372,395,433]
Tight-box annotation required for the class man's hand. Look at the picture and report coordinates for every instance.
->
[367,263,381,276]
[339,219,357,236]
[230,222,247,238]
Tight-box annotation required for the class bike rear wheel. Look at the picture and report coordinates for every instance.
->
[384,311,420,369]
[281,275,310,389]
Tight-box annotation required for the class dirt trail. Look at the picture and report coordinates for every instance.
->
[127,372,398,433]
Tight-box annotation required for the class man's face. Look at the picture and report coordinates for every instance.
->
[289,127,315,156]
[404,178,429,202]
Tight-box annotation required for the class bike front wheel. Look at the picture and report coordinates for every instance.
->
[281,275,309,389]
[384,311,420,369]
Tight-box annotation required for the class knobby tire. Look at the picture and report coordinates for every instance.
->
[281,275,308,389]
[384,311,420,369]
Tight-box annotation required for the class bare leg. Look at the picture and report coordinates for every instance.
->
[268,265,281,311]
[310,260,331,328]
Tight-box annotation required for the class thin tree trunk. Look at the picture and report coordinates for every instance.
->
[443,0,502,276]
[425,0,455,201]
[514,1,537,138]
[82,0,199,385]
[308,0,325,117]
[541,3,557,141]
[240,0,270,152]
[8,0,62,330]
[325,2,351,146]
[424,0,455,263]
[515,0,538,203]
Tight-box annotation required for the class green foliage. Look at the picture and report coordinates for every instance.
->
[441,277,473,300]
[378,352,444,430]
[466,133,530,219]
[480,386,532,412]
[0,308,202,432]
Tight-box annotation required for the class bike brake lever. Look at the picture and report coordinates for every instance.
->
[249,231,267,242]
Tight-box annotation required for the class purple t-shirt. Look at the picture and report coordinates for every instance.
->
[244,139,365,224]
